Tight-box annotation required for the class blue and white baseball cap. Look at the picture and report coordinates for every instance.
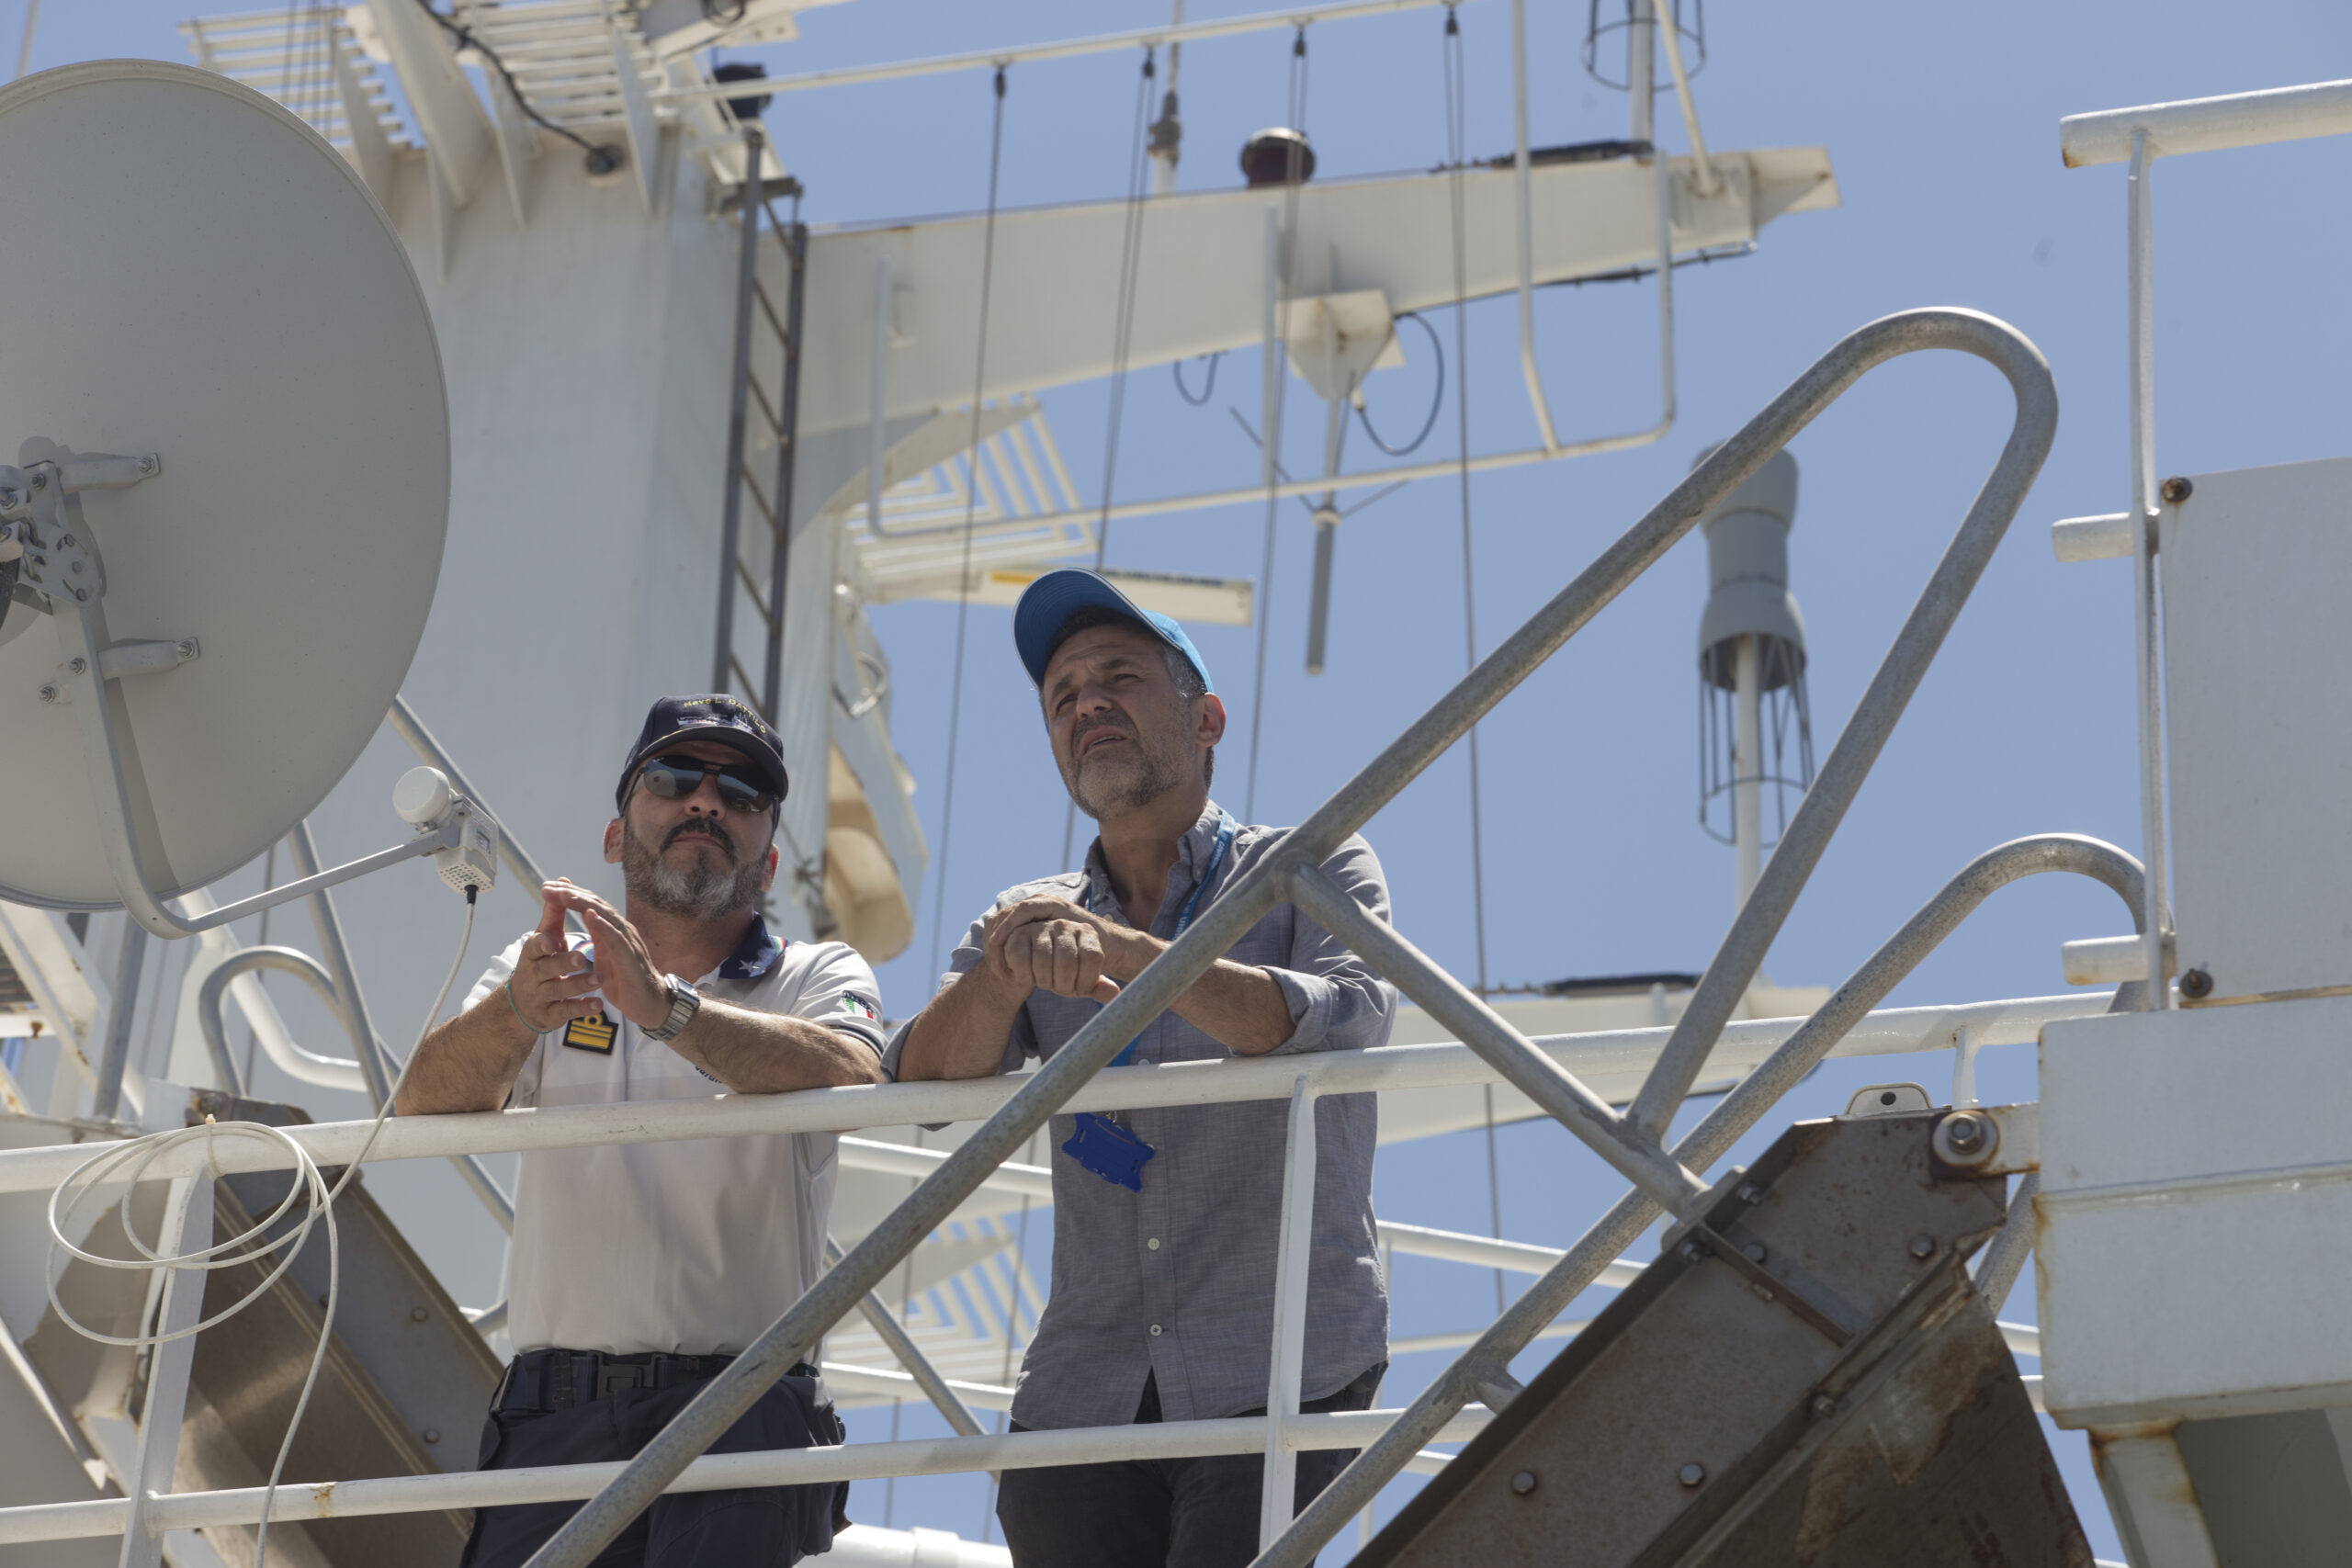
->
[1012,570,1216,694]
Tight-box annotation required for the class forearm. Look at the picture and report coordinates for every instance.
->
[665,999,884,1093]
[398,993,538,1114]
[1164,960,1296,1055]
[895,966,1027,1081]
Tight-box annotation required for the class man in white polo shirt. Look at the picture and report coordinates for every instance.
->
[401,694,886,1568]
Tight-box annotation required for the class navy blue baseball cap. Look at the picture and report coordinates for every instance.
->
[1012,570,1216,694]
[617,694,788,814]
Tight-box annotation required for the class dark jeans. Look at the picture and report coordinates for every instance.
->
[459,1366,846,1568]
[995,1364,1385,1568]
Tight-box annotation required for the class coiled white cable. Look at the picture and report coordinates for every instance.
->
[46,889,479,1563]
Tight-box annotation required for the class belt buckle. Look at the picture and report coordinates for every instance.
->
[597,1362,645,1397]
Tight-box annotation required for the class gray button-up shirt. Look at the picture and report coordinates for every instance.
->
[883,801,1396,1430]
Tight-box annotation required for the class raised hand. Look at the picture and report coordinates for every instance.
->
[539,879,672,1031]
[508,887,604,1032]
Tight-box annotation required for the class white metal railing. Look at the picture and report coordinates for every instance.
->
[7,305,2093,1562]
[0,983,2105,1552]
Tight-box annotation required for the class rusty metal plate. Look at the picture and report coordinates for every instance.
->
[1356,1111,2080,1568]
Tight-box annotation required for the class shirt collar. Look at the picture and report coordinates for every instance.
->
[1079,801,1229,921]
[718,910,785,980]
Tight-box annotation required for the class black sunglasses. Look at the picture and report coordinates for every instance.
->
[636,754,777,816]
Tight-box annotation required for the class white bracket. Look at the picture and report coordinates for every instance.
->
[39,638,200,705]
[2051,511,2139,562]
[2062,931,2176,986]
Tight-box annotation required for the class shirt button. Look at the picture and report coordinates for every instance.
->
[1147,1237,1161,1251]
[1149,1324,1163,1337]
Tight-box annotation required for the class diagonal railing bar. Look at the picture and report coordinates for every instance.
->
[1287,865,1707,1213]
[1253,833,2145,1567]
[1624,313,2060,1141]
[521,308,2052,1567]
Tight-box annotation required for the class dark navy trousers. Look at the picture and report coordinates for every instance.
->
[995,1364,1384,1568]
[459,1369,847,1568]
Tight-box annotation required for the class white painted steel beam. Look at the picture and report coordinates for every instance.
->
[0,1407,1494,1543]
[789,149,1835,435]
[2062,79,2352,167]
[0,992,2108,1195]
[368,0,495,209]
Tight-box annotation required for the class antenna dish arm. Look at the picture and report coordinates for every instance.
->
[57,604,463,939]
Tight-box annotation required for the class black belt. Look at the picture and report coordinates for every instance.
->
[498,1348,819,1412]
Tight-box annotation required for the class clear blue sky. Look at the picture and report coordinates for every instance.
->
[30,0,2351,1554]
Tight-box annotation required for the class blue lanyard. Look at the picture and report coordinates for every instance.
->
[1101,811,1237,1070]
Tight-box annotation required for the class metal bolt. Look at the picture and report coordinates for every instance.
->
[2180,967,2213,1000]
[58,534,74,548]
[1678,1240,1705,1263]
[1678,1462,1707,1488]
[1741,1242,1767,1264]
[68,559,82,574]
[1941,1112,1986,1156]
[1510,1470,1539,1496]
[67,658,85,675]
[1908,1235,1936,1259]
[72,587,86,600]
[1736,1182,1763,1205]
[2159,475,2194,504]
[30,472,46,490]
[176,639,197,658]
[138,455,156,473]
[410,1306,429,1323]
[38,683,57,705]
[423,1427,441,1444]
[1810,1393,1837,1419]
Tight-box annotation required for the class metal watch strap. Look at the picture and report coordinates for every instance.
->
[645,974,700,1042]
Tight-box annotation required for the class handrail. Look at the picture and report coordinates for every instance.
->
[517,308,2060,1568]
[0,989,2110,1194]
[1256,832,2145,1566]
[195,944,516,1234]
[1624,310,2057,1137]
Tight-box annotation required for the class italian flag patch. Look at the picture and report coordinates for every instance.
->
[840,994,880,1022]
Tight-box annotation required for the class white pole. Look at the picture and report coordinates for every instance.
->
[2126,130,2169,1010]
[1260,1075,1319,1551]
[869,255,892,537]
[1732,632,1761,909]
[117,1176,209,1568]
[1627,0,1654,147]
[1509,0,1560,452]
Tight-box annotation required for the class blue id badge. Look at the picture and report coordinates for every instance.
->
[1064,1111,1155,1192]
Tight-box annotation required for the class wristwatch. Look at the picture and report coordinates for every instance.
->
[645,974,701,1042]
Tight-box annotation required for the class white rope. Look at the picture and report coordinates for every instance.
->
[47,891,480,1565]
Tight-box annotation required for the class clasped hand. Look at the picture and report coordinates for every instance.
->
[982,897,1158,1004]
[507,880,672,1032]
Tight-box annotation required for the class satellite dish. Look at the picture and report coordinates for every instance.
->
[0,60,448,913]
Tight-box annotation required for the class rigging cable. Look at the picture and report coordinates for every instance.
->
[1060,46,1162,872]
[1241,26,1312,824]
[48,888,479,1567]
[896,65,1010,1530]
[1441,4,1506,1314]
[1355,310,1446,457]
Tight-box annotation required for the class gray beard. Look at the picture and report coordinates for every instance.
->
[1062,719,1187,821]
[621,817,765,920]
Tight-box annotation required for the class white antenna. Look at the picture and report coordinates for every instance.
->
[0,61,452,931]
[1694,447,1813,911]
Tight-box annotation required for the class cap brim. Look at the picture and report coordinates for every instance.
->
[1012,570,1215,693]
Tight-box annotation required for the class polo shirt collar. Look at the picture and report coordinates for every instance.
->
[718,910,785,980]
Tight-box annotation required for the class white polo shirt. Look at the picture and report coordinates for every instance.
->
[460,914,886,1356]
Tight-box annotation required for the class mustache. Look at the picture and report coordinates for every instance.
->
[1069,713,1132,758]
[662,818,736,859]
